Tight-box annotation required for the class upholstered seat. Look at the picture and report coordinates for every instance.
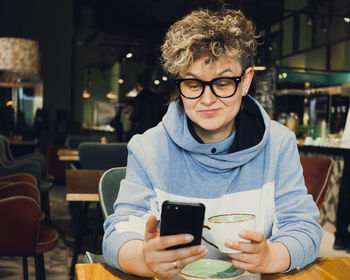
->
[78,142,128,170]
[84,167,126,264]
[0,180,45,222]
[0,146,53,225]
[98,167,126,219]
[0,196,58,280]
[0,134,51,180]
[0,173,37,185]
[300,155,333,210]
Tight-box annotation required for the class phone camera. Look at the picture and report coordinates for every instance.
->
[175,206,179,210]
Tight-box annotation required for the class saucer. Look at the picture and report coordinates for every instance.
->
[179,259,244,280]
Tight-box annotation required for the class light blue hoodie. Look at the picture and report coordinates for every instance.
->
[103,96,323,272]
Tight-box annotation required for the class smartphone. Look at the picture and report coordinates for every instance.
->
[160,200,205,250]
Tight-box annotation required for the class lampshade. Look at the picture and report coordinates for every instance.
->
[0,37,40,80]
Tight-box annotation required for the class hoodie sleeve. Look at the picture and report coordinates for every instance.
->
[268,129,323,272]
[102,136,159,271]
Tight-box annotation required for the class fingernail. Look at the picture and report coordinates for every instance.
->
[198,246,205,253]
[239,230,247,237]
[185,235,194,242]
[226,240,233,247]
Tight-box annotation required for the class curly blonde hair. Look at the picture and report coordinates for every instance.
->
[161,9,257,77]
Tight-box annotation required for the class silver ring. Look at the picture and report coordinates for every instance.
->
[173,261,178,269]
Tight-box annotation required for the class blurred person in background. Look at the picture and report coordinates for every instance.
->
[129,72,166,137]
[333,108,350,252]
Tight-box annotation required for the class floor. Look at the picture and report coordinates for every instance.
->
[0,183,349,280]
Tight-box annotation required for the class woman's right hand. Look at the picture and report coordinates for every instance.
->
[143,215,208,280]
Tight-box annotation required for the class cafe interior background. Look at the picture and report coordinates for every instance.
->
[1,0,350,279]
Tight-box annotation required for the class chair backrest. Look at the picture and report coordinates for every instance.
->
[0,173,37,185]
[98,167,126,219]
[0,182,40,203]
[67,135,102,149]
[0,136,11,165]
[300,155,333,210]
[78,142,128,170]
[0,135,12,163]
[0,196,40,256]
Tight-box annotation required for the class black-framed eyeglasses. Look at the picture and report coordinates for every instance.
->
[175,74,244,99]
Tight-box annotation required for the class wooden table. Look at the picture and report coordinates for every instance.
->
[65,169,106,202]
[76,257,350,280]
[66,168,107,278]
[10,138,39,156]
[57,148,79,161]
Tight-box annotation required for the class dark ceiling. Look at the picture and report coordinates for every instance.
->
[74,0,286,68]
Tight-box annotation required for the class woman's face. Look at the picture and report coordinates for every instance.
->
[178,56,254,143]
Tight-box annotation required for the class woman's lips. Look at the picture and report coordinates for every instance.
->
[199,108,220,117]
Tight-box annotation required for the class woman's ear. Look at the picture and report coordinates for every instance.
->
[242,67,254,96]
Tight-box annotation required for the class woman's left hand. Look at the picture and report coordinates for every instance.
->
[225,230,290,274]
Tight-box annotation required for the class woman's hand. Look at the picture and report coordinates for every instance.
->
[224,230,290,274]
[143,215,208,280]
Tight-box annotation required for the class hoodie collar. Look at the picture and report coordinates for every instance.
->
[162,96,270,171]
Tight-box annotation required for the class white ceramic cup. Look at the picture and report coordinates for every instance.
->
[203,213,256,254]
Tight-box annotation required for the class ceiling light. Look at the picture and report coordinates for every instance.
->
[154,79,160,85]
[320,21,327,32]
[162,76,168,81]
[126,52,133,58]
[106,92,117,99]
[118,78,124,84]
[253,66,266,71]
[126,88,138,97]
[6,100,13,107]
[344,9,350,23]
[306,14,312,27]
[82,89,90,99]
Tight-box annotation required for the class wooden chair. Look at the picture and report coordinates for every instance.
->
[300,155,333,210]
[0,196,58,280]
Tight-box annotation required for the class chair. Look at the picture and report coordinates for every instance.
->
[99,167,126,219]
[0,173,37,185]
[83,167,126,264]
[0,134,48,179]
[0,181,45,222]
[0,144,54,225]
[78,142,128,170]
[0,196,59,280]
[69,143,127,276]
[300,155,333,210]
[67,135,102,149]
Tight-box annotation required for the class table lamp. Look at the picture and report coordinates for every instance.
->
[0,37,40,82]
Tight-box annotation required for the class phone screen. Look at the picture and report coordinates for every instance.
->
[160,200,205,250]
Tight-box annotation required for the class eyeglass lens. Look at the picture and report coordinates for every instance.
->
[179,78,237,98]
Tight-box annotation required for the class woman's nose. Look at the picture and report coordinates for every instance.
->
[200,85,217,105]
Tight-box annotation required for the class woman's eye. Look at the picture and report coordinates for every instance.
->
[185,81,201,89]
[216,79,232,87]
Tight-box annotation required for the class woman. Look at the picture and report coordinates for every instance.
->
[103,8,322,279]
